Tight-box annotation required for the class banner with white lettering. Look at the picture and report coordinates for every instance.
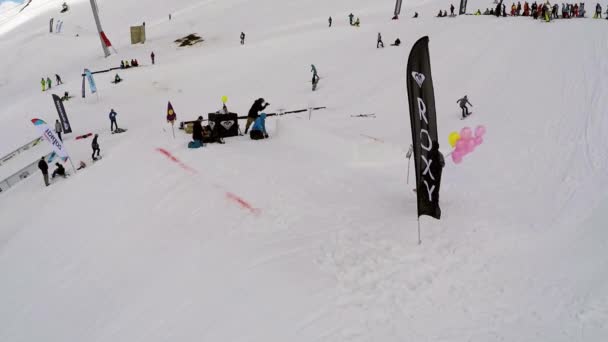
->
[52,94,72,133]
[31,118,70,159]
[406,36,442,219]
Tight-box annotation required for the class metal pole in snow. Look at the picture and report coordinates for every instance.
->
[308,107,312,120]
[418,217,422,245]
[68,157,77,174]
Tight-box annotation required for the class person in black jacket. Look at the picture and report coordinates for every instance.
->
[244,98,269,134]
[52,163,66,178]
[192,116,204,143]
[450,3,455,15]
[38,156,50,186]
[91,134,100,160]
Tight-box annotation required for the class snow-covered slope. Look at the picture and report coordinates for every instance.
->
[1,0,607,341]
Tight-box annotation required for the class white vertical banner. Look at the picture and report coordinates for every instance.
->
[31,118,70,159]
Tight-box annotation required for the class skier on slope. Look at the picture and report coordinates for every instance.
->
[55,119,63,142]
[245,98,269,134]
[38,156,50,186]
[91,134,100,160]
[456,95,473,118]
[109,109,118,132]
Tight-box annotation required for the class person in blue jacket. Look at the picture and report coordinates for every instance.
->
[109,109,118,132]
[250,113,268,140]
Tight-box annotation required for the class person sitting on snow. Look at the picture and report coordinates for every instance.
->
[114,74,122,83]
[391,38,401,46]
[133,59,139,66]
[51,163,66,178]
[413,12,419,17]
[61,91,70,101]
[249,113,268,140]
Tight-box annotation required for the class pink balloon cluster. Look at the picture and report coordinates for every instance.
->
[452,125,486,164]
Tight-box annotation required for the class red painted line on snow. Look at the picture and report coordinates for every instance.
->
[226,192,261,215]
[155,148,197,174]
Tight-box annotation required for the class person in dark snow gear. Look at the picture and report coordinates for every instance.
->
[495,1,502,16]
[595,3,603,18]
[377,32,384,48]
[46,77,52,89]
[191,116,204,146]
[354,17,360,26]
[133,59,139,66]
[450,3,455,15]
[413,12,419,17]
[240,32,245,44]
[202,124,225,144]
[328,16,332,26]
[457,95,473,118]
[250,113,268,140]
[120,61,125,69]
[517,1,522,14]
[245,98,269,134]
[391,38,401,46]
[502,2,507,16]
[77,161,86,170]
[61,91,70,101]
[38,156,50,186]
[311,64,319,85]
[55,119,63,142]
[109,109,118,132]
[52,163,66,178]
[55,74,63,85]
[91,134,100,160]
[428,141,445,218]
[151,51,155,64]
[348,13,354,25]
[169,13,172,20]
[114,74,122,83]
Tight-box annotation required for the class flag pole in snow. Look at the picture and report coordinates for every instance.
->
[89,0,111,57]
[417,218,422,245]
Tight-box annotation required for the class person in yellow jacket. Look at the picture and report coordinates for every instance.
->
[41,78,46,91]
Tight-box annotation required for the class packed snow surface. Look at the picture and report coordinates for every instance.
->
[1,0,607,341]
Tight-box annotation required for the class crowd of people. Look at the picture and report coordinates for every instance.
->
[40,74,63,92]
[474,1,607,19]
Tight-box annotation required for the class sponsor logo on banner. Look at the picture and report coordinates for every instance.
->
[412,72,425,88]
[220,120,235,130]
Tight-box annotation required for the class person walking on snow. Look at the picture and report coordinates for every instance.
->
[150,51,155,65]
[348,13,354,25]
[457,95,473,118]
[240,32,245,45]
[46,77,52,89]
[55,74,63,85]
[328,16,332,27]
[38,156,50,186]
[41,78,46,91]
[91,134,100,160]
[245,98,269,134]
[311,64,319,82]
[450,4,455,15]
[595,3,602,18]
[55,119,63,142]
[377,32,384,48]
[109,108,118,132]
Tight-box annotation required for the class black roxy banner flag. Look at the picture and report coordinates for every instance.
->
[394,0,403,15]
[459,0,468,14]
[52,94,72,133]
[406,36,442,219]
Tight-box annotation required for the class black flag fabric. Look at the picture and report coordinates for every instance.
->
[394,0,403,15]
[459,0,468,14]
[406,36,442,220]
[52,94,72,133]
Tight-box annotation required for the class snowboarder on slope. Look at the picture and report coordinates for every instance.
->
[38,156,50,186]
[348,13,354,25]
[245,98,269,134]
[457,95,473,118]
[52,163,66,178]
[109,109,118,132]
[55,74,63,85]
[55,119,63,142]
[91,134,100,160]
